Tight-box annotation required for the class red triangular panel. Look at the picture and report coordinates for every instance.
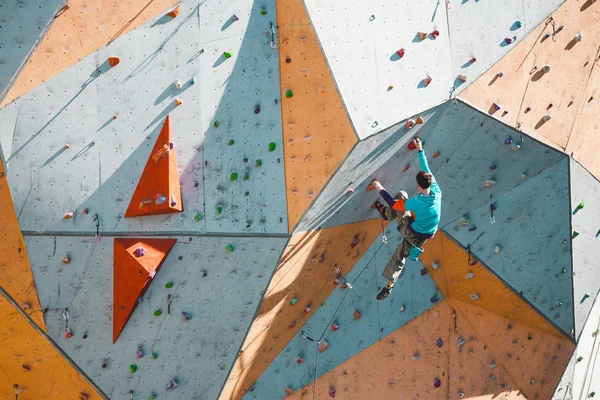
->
[124,115,183,217]
[113,238,177,343]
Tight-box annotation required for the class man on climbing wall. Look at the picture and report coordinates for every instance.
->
[371,138,441,300]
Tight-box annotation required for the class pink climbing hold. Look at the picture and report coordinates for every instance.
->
[328,388,336,398]
[347,188,355,193]
[133,248,146,257]
[166,379,178,391]
[504,36,516,44]
[423,75,432,87]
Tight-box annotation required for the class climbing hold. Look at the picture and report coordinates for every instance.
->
[232,14,239,21]
[21,302,31,309]
[420,268,428,275]
[403,164,410,172]
[285,387,296,395]
[318,340,330,353]
[418,32,428,40]
[521,174,527,180]
[62,256,71,264]
[194,212,203,222]
[243,174,249,181]
[405,119,416,129]
[430,30,440,39]
[244,191,250,196]
[255,159,262,167]
[524,106,531,113]
[288,320,297,329]
[64,212,74,219]
[133,248,145,257]
[469,57,476,63]
[458,392,465,398]
[130,364,137,373]
[64,326,73,338]
[290,297,299,305]
[22,364,30,372]
[155,195,167,205]
[354,310,361,320]
[575,33,583,42]
[213,121,220,128]
[433,151,440,158]
[328,388,336,398]
[542,64,551,73]
[504,136,512,144]
[494,245,501,254]
[465,272,475,279]
[493,103,502,111]
[434,378,441,388]
[64,143,71,149]
[557,301,564,307]
[431,296,439,303]
[166,379,178,391]
[223,51,233,59]
[225,245,235,252]
[254,106,261,114]
[82,208,89,214]
[413,353,420,360]
[511,143,521,151]
[181,311,192,320]
[489,164,497,170]
[544,33,551,39]
[148,392,158,400]
[396,48,405,58]
[582,293,590,302]
[577,201,585,209]
[416,116,424,124]
[191,77,196,85]
[269,142,276,151]
[216,206,223,215]
[136,347,144,358]
[166,4,181,18]
[504,36,517,45]
[260,8,267,15]
[108,57,120,67]
[423,75,432,87]
[285,90,294,98]
[331,323,340,331]
[175,98,182,106]
[548,103,553,109]
[400,305,405,312]
[432,261,440,270]
[515,20,522,28]
[101,362,107,368]
[573,230,580,238]
[470,293,480,301]
[577,356,584,362]
[457,74,467,83]
[230,173,239,181]
[154,309,162,316]
[296,357,304,364]
[304,306,311,313]
[485,179,496,187]
[174,80,182,90]
[285,57,291,63]
[436,338,443,348]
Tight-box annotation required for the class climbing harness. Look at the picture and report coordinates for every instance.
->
[269,23,276,49]
[489,195,496,224]
[93,214,101,242]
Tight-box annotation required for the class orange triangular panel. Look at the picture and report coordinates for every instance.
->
[113,238,176,343]
[125,115,183,217]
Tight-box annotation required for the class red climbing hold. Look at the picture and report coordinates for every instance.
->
[328,388,336,398]
[396,48,405,58]
[113,238,177,343]
[430,30,440,39]
[125,115,183,218]
[424,76,432,87]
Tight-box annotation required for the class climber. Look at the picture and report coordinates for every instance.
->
[371,138,442,300]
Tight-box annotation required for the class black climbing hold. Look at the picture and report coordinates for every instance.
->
[285,57,291,63]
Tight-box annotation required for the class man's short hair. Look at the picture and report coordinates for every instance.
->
[416,171,432,189]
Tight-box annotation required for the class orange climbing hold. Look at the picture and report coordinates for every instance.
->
[113,238,177,342]
[124,115,183,218]
[166,4,181,17]
[108,57,120,67]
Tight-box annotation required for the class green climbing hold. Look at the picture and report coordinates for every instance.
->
[577,201,585,209]
[244,191,250,196]
[216,206,223,215]
[202,270,208,277]
[214,121,220,127]
[285,90,293,98]
[194,212,204,222]
[225,245,235,252]
[561,268,567,274]
[228,139,235,146]
[165,282,173,288]
[154,309,162,316]
[260,9,267,15]
[230,172,239,181]
[243,174,249,181]
[151,352,158,359]
[148,392,158,400]
[290,297,299,305]
[577,356,584,362]
[242,157,248,163]
[269,142,276,152]
[223,51,233,58]
[573,230,580,238]
[255,159,262,167]
[130,364,138,373]
[245,224,251,228]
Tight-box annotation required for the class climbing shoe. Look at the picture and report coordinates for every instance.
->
[371,200,388,220]
[376,286,393,300]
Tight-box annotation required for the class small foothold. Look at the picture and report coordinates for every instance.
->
[497,71,504,77]
[458,392,465,398]
[494,245,501,254]
[83,333,88,339]
[511,143,521,151]
[136,348,144,358]
[130,364,137,373]
[416,116,424,124]
[225,245,235,252]
[175,98,182,106]
[485,179,496,187]
[166,4,181,17]
[191,77,197,84]
[288,320,297,329]
[166,281,173,288]
[493,103,502,111]
[290,297,299,305]
[181,311,192,320]
[542,64,551,73]
[174,79,182,90]
[319,340,329,352]
[82,208,89,214]
[504,136,513,144]
[328,388,336,398]
[403,164,410,172]
[216,206,223,215]
[213,121,220,127]
[243,174,249,181]
[108,57,120,67]
[521,174,527,180]
[430,30,440,39]
[202,270,208,277]
[244,191,250,196]
[418,32,428,40]
[242,157,248,163]
[515,20,522,28]
[354,310,361,320]
[62,256,71,264]
[469,57,476,63]
[64,212,74,219]
[232,14,239,21]
[457,74,467,83]
[573,230,580,238]
[577,201,585,209]
[154,309,162,316]
[400,305,405,312]
[468,225,477,232]
[405,119,416,129]
[575,33,583,41]
[166,379,178,391]
[436,338,443,348]
[557,301,564,307]
[432,261,440,270]
[285,90,294,98]
[387,85,394,91]
[397,48,405,57]
[457,337,466,347]
[148,392,158,400]
[413,353,420,360]
[423,75,432,87]
[21,301,31,309]
[223,51,233,58]
[22,364,30,372]
[347,188,355,193]
[260,8,267,15]
[490,164,497,170]
[133,248,145,257]
[304,306,311,313]
[430,296,439,303]
[64,143,71,149]
[230,173,238,181]
[285,57,291,63]
[101,362,107,369]
[269,142,276,151]
[544,33,551,39]
[296,357,304,364]
[470,293,480,301]
[255,159,262,167]
[577,356,584,362]
[525,106,531,112]
[433,151,440,158]
[465,272,475,279]
[504,36,517,44]
[194,212,203,222]
[331,323,340,331]
[420,268,428,275]
[254,106,261,114]
[434,378,441,388]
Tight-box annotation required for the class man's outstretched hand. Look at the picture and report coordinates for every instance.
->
[413,138,423,151]
[372,180,384,192]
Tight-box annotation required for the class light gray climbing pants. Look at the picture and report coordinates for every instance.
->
[382,191,427,284]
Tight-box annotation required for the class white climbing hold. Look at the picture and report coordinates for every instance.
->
[494,245,501,254]
[470,293,480,301]
[432,261,440,270]
[543,115,551,121]
[521,174,527,180]
[174,79,182,90]
[400,305,405,312]
[465,272,475,280]
[574,33,583,42]
[542,64,551,73]
[485,179,496,187]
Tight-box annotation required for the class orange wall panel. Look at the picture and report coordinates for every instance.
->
[278,0,358,231]
[220,219,384,400]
